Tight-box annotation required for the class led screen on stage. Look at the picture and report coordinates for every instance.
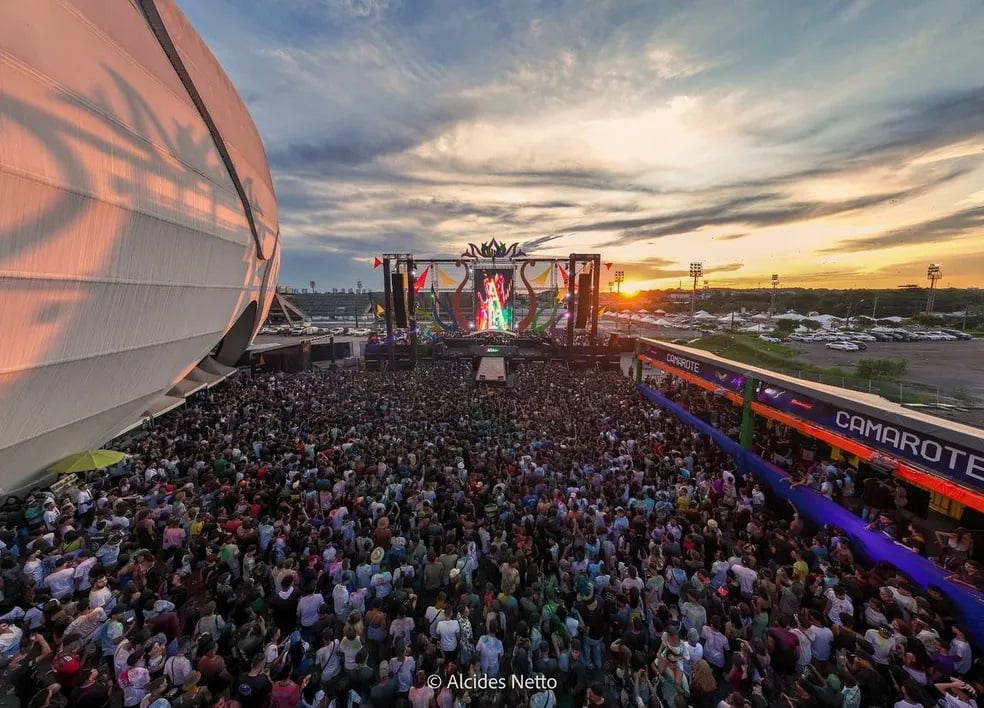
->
[473,268,514,330]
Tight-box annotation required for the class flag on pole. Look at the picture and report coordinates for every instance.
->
[373,257,382,269]
[557,264,569,283]
[605,262,613,270]
[374,303,385,317]
[413,265,432,294]
[435,265,457,287]
[532,267,552,286]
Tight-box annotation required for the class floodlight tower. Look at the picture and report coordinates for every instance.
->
[690,262,703,320]
[926,263,942,314]
[614,270,625,293]
[769,273,779,320]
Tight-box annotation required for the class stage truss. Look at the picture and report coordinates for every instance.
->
[377,242,602,363]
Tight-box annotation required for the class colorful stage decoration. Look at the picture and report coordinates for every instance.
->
[373,257,383,268]
[517,261,538,332]
[434,265,458,288]
[460,240,527,260]
[412,265,432,294]
[451,260,470,331]
[532,266,552,286]
[474,269,514,331]
[531,290,561,333]
[429,283,455,331]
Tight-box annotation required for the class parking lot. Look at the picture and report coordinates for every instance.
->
[788,339,984,401]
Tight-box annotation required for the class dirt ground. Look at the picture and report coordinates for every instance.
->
[787,339,984,399]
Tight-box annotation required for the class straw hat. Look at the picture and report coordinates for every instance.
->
[370,547,385,565]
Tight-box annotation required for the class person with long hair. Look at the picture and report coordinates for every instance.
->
[688,658,717,708]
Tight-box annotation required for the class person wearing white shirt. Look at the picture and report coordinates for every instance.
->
[297,589,325,630]
[74,554,98,592]
[824,587,854,627]
[42,502,61,532]
[863,626,899,666]
[809,618,834,662]
[22,555,44,586]
[950,627,973,675]
[43,560,76,600]
[476,631,504,677]
[731,564,758,597]
[332,583,350,621]
[436,617,461,658]
[424,604,445,639]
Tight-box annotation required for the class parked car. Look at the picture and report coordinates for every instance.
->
[759,334,781,343]
[942,328,972,340]
[845,340,867,350]
[826,341,860,351]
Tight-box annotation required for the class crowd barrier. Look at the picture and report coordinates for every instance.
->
[636,385,984,649]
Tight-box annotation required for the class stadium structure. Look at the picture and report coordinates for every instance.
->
[0,0,280,492]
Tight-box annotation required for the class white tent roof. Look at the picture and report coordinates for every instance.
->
[637,309,649,314]
[774,312,806,321]
[655,318,673,326]
[741,323,774,332]
[694,312,718,320]
[751,313,769,320]
[617,312,632,319]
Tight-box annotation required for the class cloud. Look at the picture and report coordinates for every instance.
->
[821,206,984,254]
[520,234,570,252]
[175,0,984,290]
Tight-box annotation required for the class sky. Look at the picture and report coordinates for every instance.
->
[177,0,984,293]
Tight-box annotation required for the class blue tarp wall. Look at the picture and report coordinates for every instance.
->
[637,384,984,648]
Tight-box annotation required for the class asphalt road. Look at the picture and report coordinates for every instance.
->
[787,339,984,399]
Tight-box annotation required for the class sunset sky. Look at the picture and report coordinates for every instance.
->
[178,0,984,292]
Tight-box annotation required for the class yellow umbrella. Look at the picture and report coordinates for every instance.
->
[47,449,127,474]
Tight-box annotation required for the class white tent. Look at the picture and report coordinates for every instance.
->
[751,313,770,320]
[812,314,844,328]
[655,318,673,326]
[601,310,617,318]
[637,309,649,314]
[741,323,774,333]
[653,309,666,315]
[694,312,718,321]
[618,312,633,319]
[774,312,806,321]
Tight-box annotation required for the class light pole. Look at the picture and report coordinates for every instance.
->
[690,262,703,321]
[846,299,864,330]
[926,263,942,314]
[614,270,625,294]
[609,280,615,294]
[769,274,779,320]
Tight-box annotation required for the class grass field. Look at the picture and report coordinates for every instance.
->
[686,334,848,376]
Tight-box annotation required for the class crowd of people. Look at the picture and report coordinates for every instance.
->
[0,360,979,708]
